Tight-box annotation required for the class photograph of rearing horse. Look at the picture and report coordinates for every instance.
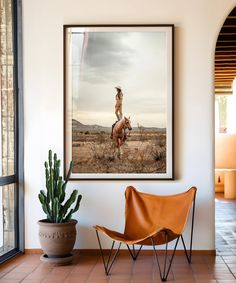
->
[64,25,173,178]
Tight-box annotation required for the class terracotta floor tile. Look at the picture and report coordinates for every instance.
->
[109,279,130,283]
[109,273,131,280]
[1,272,28,280]
[24,272,48,280]
[174,273,195,280]
[131,273,153,279]
[191,266,212,273]
[71,268,94,276]
[41,274,67,283]
[86,277,109,283]
[0,265,17,274]
[10,266,36,273]
[130,280,153,283]
[51,266,73,272]
[174,280,195,283]
[0,253,233,283]
[64,277,87,283]
[194,280,218,283]
[194,274,215,279]
[32,265,53,274]
[21,280,42,283]
[112,267,132,274]
[0,280,21,283]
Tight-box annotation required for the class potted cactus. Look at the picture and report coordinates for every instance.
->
[38,150,82,264]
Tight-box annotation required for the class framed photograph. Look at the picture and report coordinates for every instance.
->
[64,25,174,180]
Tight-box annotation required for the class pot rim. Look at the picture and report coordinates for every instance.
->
[38,219,78,226]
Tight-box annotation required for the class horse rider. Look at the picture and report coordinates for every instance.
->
[111,86,128,140]
[115,86,123,121]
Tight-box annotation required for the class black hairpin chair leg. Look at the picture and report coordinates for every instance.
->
[96,230,121,275]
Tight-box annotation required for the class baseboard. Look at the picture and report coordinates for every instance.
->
[25,249,43,254]
[24,249,216,256]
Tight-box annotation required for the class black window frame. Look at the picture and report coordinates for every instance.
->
[0,0,24,264]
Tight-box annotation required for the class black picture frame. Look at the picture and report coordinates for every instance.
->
[64,24,174,180]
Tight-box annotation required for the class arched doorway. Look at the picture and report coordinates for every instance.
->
[215,6,236,256]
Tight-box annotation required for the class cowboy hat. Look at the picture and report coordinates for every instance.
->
[115,86,122,90]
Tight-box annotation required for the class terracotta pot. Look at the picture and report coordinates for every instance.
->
[38,219,77,258]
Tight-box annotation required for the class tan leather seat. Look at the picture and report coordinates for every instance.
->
[94,186,197,282]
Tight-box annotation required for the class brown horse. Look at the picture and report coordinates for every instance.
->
[112,117,132,157]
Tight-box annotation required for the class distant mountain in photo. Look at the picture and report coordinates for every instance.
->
[72,119,166,133]
[72,119,111,133]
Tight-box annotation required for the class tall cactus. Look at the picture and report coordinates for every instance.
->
[38,150,82,223]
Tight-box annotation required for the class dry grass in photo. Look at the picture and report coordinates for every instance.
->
[72,120,166,174]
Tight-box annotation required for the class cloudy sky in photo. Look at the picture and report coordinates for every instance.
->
[69,27,170,128]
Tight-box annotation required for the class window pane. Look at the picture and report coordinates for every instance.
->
[0,183,15,256]
[0,0,15,176]
[215,96,227,133]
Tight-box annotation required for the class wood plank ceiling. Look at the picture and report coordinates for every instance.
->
[215,7,236,95]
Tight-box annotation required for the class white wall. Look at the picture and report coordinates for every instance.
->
[23,0,236,250]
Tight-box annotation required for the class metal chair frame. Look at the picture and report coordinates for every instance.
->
[95,191,196,282]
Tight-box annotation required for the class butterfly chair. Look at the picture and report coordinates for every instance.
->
[94,186,197,282]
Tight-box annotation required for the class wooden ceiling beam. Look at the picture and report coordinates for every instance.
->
[215,83,233,86]
[215,77,233,79]
[215,88,232,90]
[215,84,233,87]
[215,62,236,65]
[215,10,236,96]
[215,85,232,89]
[217,41,236,44]
[215,74,236,77]
[216,46,236,49]
[215,81,233,85]
[221,25,236,27]
[215,69,236,72]
[215,86,233,89]
[215,57,236,61]
[215,66,236,68]
[215,73,236,76]
[215,92,233,95]
[215,86,232,89]
[215,54,236,57]
[215,75,235,77]
[218,32,236,34]
[215,84,233,86]
[215,71,236,74]
[215,79,233,82]
[215,51,236,54]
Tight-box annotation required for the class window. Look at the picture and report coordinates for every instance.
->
[215,95,227,133]
[215,78,236,134]
[0,0,24,262]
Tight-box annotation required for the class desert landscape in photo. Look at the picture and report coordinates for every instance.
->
[72,119,166,174]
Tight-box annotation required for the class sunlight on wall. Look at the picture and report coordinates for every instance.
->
[215,100,219,133]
